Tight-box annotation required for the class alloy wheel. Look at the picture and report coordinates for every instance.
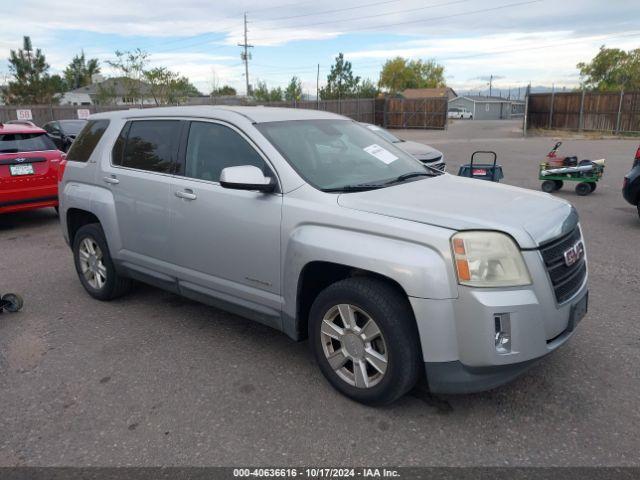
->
[78,237,107,289]
[320,304,388,389]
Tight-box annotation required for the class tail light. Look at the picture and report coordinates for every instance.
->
[58,153,67,182]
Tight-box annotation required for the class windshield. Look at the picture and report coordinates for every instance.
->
[0,132,57,153]
[61,120,88,135]
[363,124,402,143]
[257,119,432,191]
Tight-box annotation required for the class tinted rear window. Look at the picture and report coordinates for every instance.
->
[120,120,180,173]
[0,132,56,153]
[67,120,110,162]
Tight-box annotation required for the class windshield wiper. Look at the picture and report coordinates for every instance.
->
[0,148,19,153]
[381,171,439,186]
[322,183,386,192]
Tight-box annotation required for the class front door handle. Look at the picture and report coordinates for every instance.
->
[175,189,197,201]
[103,176,119,185]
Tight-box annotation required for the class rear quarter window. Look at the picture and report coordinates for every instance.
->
[66,120,110,162]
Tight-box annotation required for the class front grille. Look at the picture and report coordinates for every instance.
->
[539,227,586,303]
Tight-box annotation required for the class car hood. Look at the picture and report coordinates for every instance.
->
[337,174,577,249]
[396,140,442,160]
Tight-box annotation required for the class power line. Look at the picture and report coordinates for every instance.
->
[250,0,540,42]
[255,0,402,22]
[258,0,472,28]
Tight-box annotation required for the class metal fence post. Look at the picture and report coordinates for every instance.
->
[548,87,555,129]
[523,84,530,136]
[383,98,388,128]
[578,89,585,131]
[615,89,624,134]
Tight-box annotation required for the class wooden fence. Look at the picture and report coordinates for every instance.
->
[0,97,447,130]
[261,98,377,124]
[526,91,640,133]
[382,97,448,129]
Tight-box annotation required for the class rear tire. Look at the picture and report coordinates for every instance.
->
[541,180,556,193]
[2,293,24,313]
[575,182,591,196]
[73,223,132,301]
[309,277,421,406]
[589,182,597,192]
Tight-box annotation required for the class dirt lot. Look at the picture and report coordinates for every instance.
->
[1,120,639,466]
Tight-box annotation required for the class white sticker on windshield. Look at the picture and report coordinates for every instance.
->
[366,125,382,131]
[364,144,398,164]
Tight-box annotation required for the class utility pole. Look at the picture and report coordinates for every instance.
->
[238,12,253,97]
[488,74,493,97]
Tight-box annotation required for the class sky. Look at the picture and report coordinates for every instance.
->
[0,0,638,97]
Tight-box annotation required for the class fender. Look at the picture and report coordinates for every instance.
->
[282,224,459,337]
[61,182,122,255]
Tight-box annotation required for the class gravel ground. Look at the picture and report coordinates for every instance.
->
[1,120,639,467]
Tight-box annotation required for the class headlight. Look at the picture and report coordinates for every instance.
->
[451,231,531,287]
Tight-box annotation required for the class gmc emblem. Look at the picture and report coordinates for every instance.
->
[563,241,585,267]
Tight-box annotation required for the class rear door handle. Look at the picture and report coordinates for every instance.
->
[103,176,119,185]
[175,189,197,201]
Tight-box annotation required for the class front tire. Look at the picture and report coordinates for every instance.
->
[576,182,591,196]
[73,223,132,301]
[309,278,421,405]
[541,180,556,193]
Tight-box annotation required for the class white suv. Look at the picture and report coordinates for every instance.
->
[59,106,588,405]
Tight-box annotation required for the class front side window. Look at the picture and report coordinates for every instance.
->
[67,120,109,162]
[120,120,180,173]
[257,119,430,191]
[184,122,265,182]
[0,132,57,153]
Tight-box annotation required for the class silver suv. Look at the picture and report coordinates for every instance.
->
[60,106,588,405]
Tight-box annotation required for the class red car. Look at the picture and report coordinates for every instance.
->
[0,121,65,214]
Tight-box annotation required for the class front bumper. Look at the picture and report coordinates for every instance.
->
[410,251,588,394]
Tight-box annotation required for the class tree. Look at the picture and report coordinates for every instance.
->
[320,53,360,100]
[357,78,379,98]
[253,80,283,102]
[143,67,200,105]
[64,52,100,89]
[106,49,149,105]
[94,83,117,105]
[144,67,175,105]
[167,76,200,104]
[284,76,302,101]
[378,57,446,95]
[577,46,640,91]
[212,85,237,96]
[4,36,64,104]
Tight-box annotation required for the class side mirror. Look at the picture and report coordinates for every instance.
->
[219,165,275,193]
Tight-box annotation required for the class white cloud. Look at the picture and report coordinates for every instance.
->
[1,0,639,92]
